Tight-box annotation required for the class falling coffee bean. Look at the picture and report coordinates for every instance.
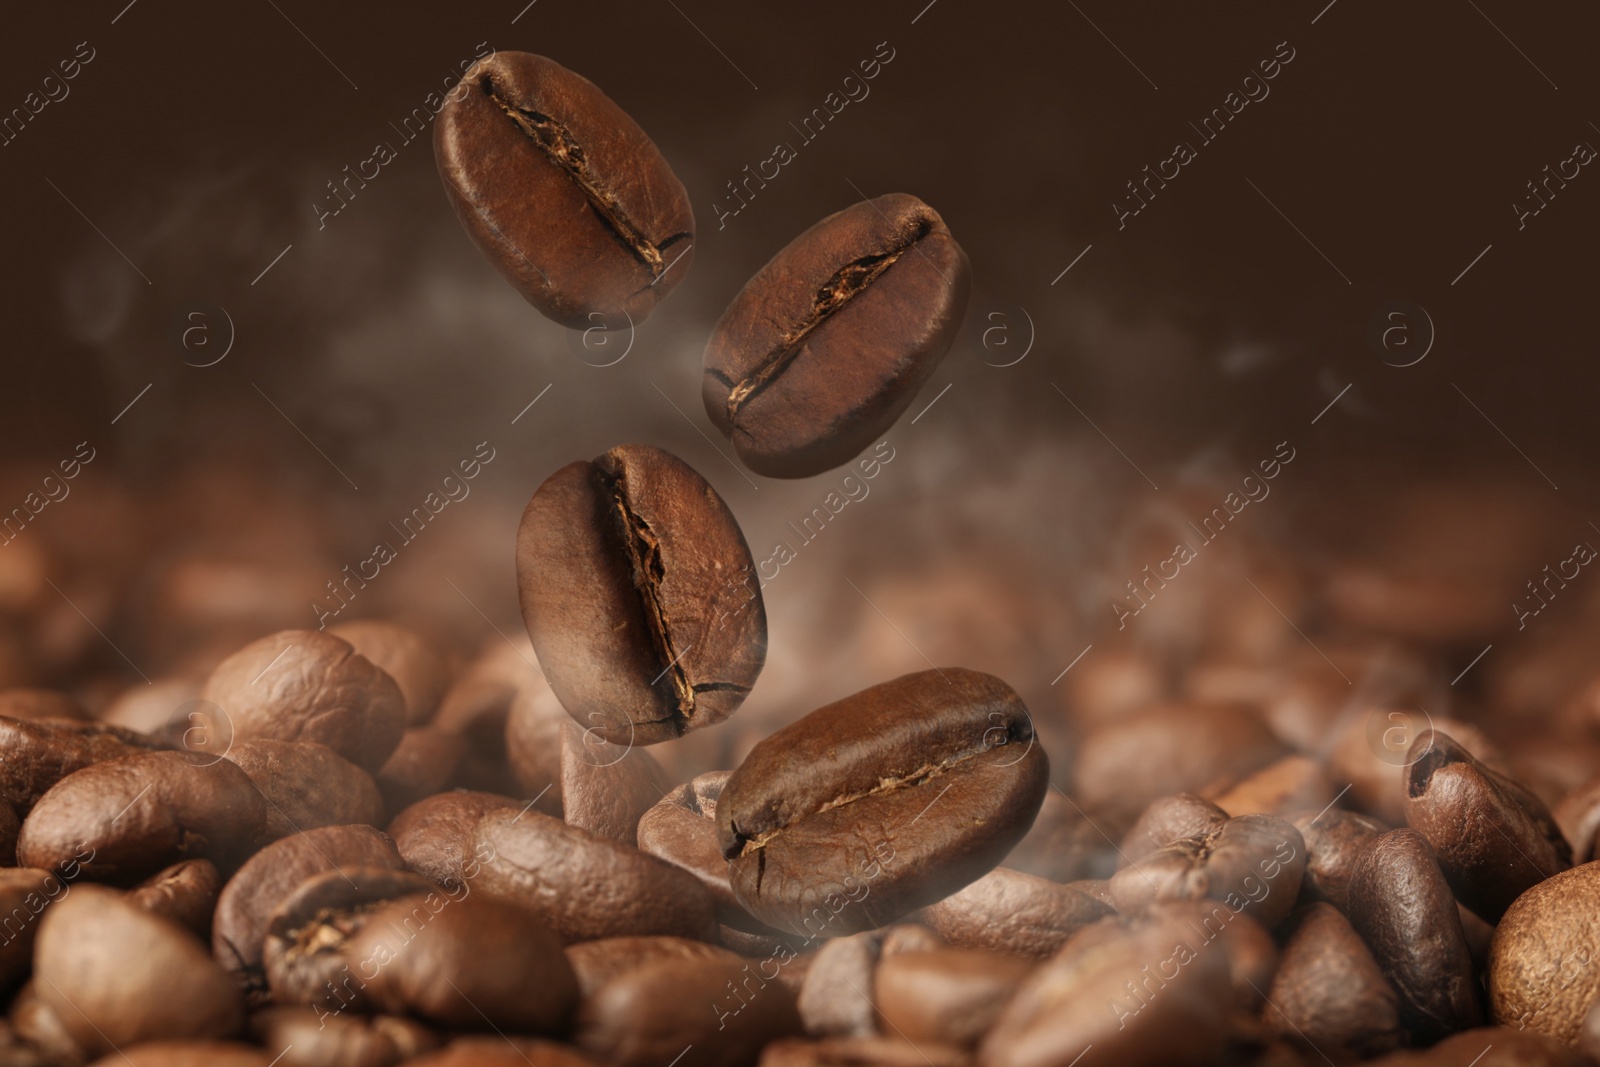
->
[702,193,969,478]
[517,444,765,745]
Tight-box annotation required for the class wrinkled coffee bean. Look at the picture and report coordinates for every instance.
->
[579,954,803,1067]
[1346,828,1481,1042]
[1264,903,1404,1060]
[638,769,774,932]
[1487,860,1600,1044]
[1120,793,1228,867]
[1290,807,1386,912]
[875,947,1032,1050]
[916,866,1111,959]
[388,789,519,889]
[128,858,220,938]
[251,1006,439,1067]
[35,885,242,1054]
[225,739,385,839]
[702,194,969,478]
[566,935,741,997]
[1404,729,1569,922]
[18,751,266,883]
[719,669,1047,936]
[517,444,766,745]
[434,50,694,327]
[213,823,404,990]
[329,620,453,727]
[1110,813,1306,929]
[0,716,165,813]
[473,807,719,942]
[198,630,406,772]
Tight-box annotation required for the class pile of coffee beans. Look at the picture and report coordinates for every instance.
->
[5,48,1600,1067]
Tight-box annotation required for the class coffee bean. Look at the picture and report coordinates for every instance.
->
[472,807,719,942]
[407,1038,601,1067]
[1290,807,1386,913]
[1119,793,1228,867]
[387,789,521,889]
[505,682,567,798]
[1211,755,1334,818]
[915,866,1111,960]
[1555,775,1600,865]
[579,954,802,1067]
[0,716,165,813]
[18,750,267,883]
[761,1036,968,1067]
[0,690,85,722]
[1487,860,1600,1044]
[376,726,466,815]
[7,979,85,1066]
[638,769,776,933]
[35,884,242,1054]
[128,858,220,938]
[875,947,1032,1050]
[225,739,384,840]
[702,194,969,478]
[434,51,694,328]
[198,630,406,772]
[1404,729,1570,922]
[798,932,888,1039]
[1263,903,1404,1060]
[517,444,765,745]
[1364,1028,1586,1067]
[84,1043,274,1067]
[1001,788,1119,882]
[212,823,404,991]
[719,669,1047,936]
[1346,828,1481,1042]
[0,869,62,995]
[250,1006,439,1067]
[1329,710,1501,827]
[554,720,670,844]
[328,619,453,726]
[1110,813,1306,929]
[566,935,741,998]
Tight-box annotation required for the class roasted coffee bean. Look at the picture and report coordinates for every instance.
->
[1487,860,1600,1043]
[916,866,1111,959]
[329,620,453,726]
[434,51,694,328]
[473,807,719,942]
[1555,775,1600,864]
[1580,997,1600,1063]
[8,979,85,1066]
[376,726,465,815]
[1110,813,1306,929]
[35,885,242,1054]
[517,445,765,746]
[408,1039,602,1067]
[1211,755,1334,818]
[566,935,741,997]
[1002,788,1119,882]
[1363,1027,1585,1066]
[225,739,384,839]
[793,924,943,1035]
[762,1036,967,1067]
[719,669,1047,936]
[504,682,566,800]
[1329,710,1501,827]
[86,1043,274,1067]
[554,720,670,843]
[1346,828,1481,1042]
[1404,729,1570,921]
[251,1006,440,1067]
[0,690,85,722]
[638,769,775,932]
[18,750,266,883]
[1120,793,1228,867]
[213,823,404,989]
[433,639,542,795]
[0,869,62,994]
[875,948,1032,1050]
[197,630,406,772]
[1290,807,1386,912]
[577,954,802,1067]
[0,716,165,813]
[128,858,220,937]
[388,789,520,889]
[702,194,969,478]
[1264,903,1404,1061]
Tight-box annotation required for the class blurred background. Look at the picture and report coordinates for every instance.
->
[1,1,1597,790]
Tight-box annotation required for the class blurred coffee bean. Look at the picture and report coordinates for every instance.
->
[504,682,566,799]
[1329,710,1502,826]
[0,717,166,813]
[1264,903,1404,1061]
[36,885,242,1055]
[1487,860,1600,1044]
[198,630,405,772]
[916,866,1111,959]
[875,948,1032,1049]
[1346,829,1481,1042]
[7,979,85,1066]
[329,619,453,726]
[213,823,404,991]
[407,1040,601,1067]
[250,1006,439,1067]
[1363,1027,1585,1066]
[0,869,63,994]
[1111,813,1306,929]
[225,739,384,839]
[702,194,969,478]
[1211,755,1333,818]
[566,935,741,997]
[85,1043,272,1066]
[517,444,765,746]
[1555,775,1600,864]
[0,797,17,863]
[1057,642,1168,732]
[99,676,201,737]
[720,669,1047,936]
[577,954,803,1067]
[376,726,465,814]
[1403,729,1569,921]
[388,789,519,889]
[1291,807,1387,912]
[433,637,542,793]
[18,750,266,883]
[638,769,773,932]
[434,50,694,328]
[1120,793,1228,867]
[555,720,670,843]
[762,1036,967,1067]
[799,932,884,1039]
[473,807,718,942]
[127,858,220,938]
[0,690,85,722]
[1002,788,1121,882]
